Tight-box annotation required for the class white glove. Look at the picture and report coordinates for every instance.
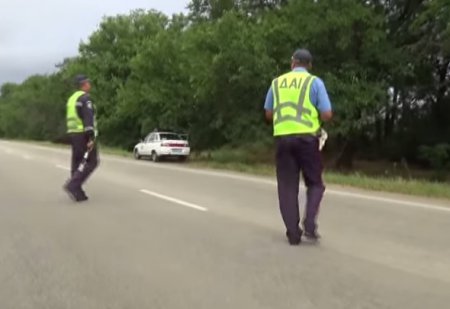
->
[319,128,328,151]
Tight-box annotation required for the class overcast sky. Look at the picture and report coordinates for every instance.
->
[0,0,188,85]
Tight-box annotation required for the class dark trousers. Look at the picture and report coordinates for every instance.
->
[276,135,325,237]
[66,133,99,194]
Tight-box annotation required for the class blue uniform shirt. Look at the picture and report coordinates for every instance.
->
[264,67,332,113]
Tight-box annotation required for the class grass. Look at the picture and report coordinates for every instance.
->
[187,147,450,201]
[99,146,132,158]
[10,139,450,200]
[324,172,450,199]
[188,160,450,200]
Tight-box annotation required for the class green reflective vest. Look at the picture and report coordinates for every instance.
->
[272,71,321,136]
[66,91,98,136]
[66,91,85,134]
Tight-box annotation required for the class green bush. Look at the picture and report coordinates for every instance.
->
[418,143,450,181]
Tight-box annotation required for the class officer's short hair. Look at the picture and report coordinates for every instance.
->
[292,49,313,65]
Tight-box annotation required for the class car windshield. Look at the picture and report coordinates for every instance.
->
[159,133,182,141]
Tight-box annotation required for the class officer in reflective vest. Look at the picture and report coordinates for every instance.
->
[63,74,99,202]
[264,49,333,245]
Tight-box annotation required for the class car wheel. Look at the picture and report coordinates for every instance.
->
[151,151,159,162]
[134,149,141,160]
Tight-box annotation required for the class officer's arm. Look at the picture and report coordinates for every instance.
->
[264,87,274,124]
[265,111,273,123]
[313,78,333,122]
[321,110,333,122]
[77,95,96,141]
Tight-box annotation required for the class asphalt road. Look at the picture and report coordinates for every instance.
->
[0,140,449,309]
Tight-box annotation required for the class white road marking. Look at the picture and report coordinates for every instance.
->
[22,154,32,160]
[326,189,450,213]
[2,141,449,212]
[56,165,70,171]
[140,189,208,212]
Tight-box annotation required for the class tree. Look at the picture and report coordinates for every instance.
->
[77,9,169,146]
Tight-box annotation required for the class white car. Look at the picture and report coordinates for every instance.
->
[133,131,190,162]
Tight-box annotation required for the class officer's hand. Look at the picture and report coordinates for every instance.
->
[87,140,95,152]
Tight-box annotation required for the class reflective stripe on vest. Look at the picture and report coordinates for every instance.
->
[272,71,321,136]
[66,91,85,133]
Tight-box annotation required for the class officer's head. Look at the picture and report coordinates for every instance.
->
[291,49,313,70]
[74,74,91,92]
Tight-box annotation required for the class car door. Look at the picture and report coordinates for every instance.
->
[142,133,154,155]
[150,133,159,154]
[137,134,148,155]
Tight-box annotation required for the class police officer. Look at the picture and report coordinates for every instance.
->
[63,74,99,202]
[264,49,333,245]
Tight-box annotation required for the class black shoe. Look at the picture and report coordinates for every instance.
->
[75,195,88,202]
[80,189,89,200]
[304,231,321,241]
[286,231,302,246]
[63,183,88,203]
